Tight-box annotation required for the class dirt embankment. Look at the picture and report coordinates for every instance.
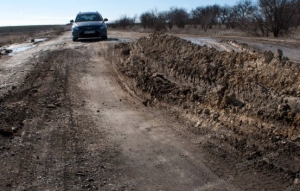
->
[110,33,300,186]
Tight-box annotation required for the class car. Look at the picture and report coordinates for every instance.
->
[70,12,108,41]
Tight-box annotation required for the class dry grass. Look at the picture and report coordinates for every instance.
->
[0,33,29,47]
[0,25,66,47]
[112,24,300,40]
[111,24,247,37]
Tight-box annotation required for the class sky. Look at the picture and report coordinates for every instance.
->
[0,0,238,26]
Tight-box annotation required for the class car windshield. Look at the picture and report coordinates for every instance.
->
[75,14,103,22]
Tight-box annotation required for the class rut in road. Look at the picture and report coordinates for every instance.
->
[0,48,123,190]
[75,41,241,191]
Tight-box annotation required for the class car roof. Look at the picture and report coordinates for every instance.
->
[77,12,100,15]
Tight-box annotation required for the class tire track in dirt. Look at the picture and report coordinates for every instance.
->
[0,44,124,190]
[73,40,243,190]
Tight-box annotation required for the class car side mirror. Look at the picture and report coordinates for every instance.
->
[104,18,108,22]
[70,20,74,23]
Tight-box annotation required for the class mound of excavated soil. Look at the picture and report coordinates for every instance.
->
[110,33,300,186]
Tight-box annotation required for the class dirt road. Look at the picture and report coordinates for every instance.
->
[0,31,299,191]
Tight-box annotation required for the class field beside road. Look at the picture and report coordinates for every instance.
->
[0,25,67,47]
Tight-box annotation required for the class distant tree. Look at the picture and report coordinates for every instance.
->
[252,9,269,36]
[258,0,300,37]
[157,11,169,30]
[190,5,219,32]
[166,12,174,30]
[114,15,136,29]
[218,5,231,26]
[140,9,167,31]
[211,4,221,27]
[120,0,300,37]
[140,11,156,29]
[190,7,202,29]
[168,7,189,28]
[232,0,257,31]
[225,7,238,29]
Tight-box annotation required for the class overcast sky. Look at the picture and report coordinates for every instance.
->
[0,0,238,26]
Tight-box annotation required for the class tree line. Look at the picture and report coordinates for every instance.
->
[112,0,300,38]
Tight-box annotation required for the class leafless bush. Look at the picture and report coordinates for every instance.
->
[113,15,137,29]
[258,0,300,37]
[121,0,300,37]
[140,9,166,31]
[232,0,259,35]
[190,5,220,32]
[168,7,189,29]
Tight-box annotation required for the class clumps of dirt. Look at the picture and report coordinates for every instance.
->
[0,48,13,56]
[110,33,300,186]
[112,33,300,130]
[220,39,257,53]
[0,102,26,137]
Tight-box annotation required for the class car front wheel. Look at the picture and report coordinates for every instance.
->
[72,38,78,42]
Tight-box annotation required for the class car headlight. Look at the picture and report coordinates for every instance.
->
[72,26,79,31]
[99,25,106,30]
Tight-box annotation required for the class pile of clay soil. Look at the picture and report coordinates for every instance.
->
[109,33,300,186]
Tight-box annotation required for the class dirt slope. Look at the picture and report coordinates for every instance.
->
[110,33,300,190]
[0,31,299,190]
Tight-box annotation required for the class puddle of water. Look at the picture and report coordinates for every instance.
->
[183,37,240,52]
[8,43,35,55]
[7,38,48,56]
[105,38,134,44]
[118,38,134,43]
[34,38,47,42]
[244,41,300,62]
[183,38,216,46]
[183,37,300,61]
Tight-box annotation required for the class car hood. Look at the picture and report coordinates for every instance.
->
[75,21,105,27]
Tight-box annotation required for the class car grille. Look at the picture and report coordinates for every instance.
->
[79,31,101,37]
[79,26,98,30]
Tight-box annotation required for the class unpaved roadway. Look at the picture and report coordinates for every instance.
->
[0,31,299,191]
